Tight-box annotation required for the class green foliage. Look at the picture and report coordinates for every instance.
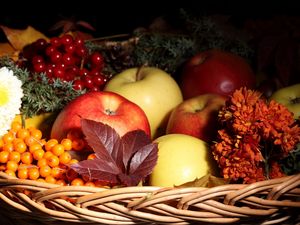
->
[85,9,254,77]
[0,57,85,118]
[131,9,254,75]
[132,33,195,75]
[280,143,300,175]
[179,9,253,58]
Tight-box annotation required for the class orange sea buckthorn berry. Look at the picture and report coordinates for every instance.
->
[6,160,18,172]
[12,138,22,145]
[47,155,59,168]
[39,165,52,177]
[37,178,46,183]
[45,139,58,151]
[28,167,40,180]
[37,158,48,168]
[17,168,29,179]
[51,167,65,179]
[87,153,96,160]
[45,175,57,184]
[0,165,5,171]
[27,127,35,133]
[0,151,9,163]
[68,159,79,165]
[11,121,22,132]
[16,128,30,140]
[3,143,14,152]
[51,144,65,156]
[0,139,4,148]
[18,163,28,170]
[5,169,16,177]
[32,149,45,160]
[29,143,42,154]
[29,129,42,140]
[72,139,85,151]
[55,179,67,186]
[71,177,84,186]
[81,174,91,182]
[43,151,53,159]
[21,152,33,165]
[39,139,47,146]
[8,151,21,163]
[59,152,71,164]
[3,132,15,144]
[84,181,96,187]
[13,140,27,153]
[61,139,72,151]
[38,137,46,144]
[24,136,38,146]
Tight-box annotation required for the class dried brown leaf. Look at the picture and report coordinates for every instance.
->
[49,19,96,34]
[76,21,96,31]
[0,25,49,50]
[0,43,15,56]
[176,174,229,188]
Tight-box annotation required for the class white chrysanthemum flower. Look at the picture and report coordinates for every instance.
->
[0,67,23,137]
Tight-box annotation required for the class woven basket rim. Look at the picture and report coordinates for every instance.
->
[0,171,300,224]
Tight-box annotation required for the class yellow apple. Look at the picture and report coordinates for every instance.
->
[149,134,218,187]
[270,83,300,119]
[104,67,183,138]
[13,113,55,137]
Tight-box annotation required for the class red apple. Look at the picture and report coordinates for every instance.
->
[166,93,227,143]
[180,49,256,99]
[50,91,151,141]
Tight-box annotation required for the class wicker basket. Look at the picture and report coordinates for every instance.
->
[0,172,299,225]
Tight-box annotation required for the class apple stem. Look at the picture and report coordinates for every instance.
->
[136,65,146,81]
[105,109,116,115]
[291,97,300,104]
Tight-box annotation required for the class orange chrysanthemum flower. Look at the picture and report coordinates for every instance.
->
[212,87,300,183]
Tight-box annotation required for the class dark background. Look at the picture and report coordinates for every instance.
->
[1,0,300,88]
[1,1,299,38]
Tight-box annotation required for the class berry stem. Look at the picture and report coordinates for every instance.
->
[86,34,130,42]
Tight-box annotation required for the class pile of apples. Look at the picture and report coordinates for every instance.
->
[50,49,300,187]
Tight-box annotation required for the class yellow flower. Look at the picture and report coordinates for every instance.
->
[0,67,23,137]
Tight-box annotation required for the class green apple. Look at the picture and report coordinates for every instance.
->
[104,67,183,138]
[270,83,300,119]
[149,134,218,187]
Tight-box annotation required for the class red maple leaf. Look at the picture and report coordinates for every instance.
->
[71,119,158,186]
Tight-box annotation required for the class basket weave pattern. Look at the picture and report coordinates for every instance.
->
[0,172,299,225]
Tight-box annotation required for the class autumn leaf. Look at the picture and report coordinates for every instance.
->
[49,18,96,34]
[175,174,229,188]
[49,18,95,40]
[0,25,49,50]
[71,119,158,186]
[0,43,16,57]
